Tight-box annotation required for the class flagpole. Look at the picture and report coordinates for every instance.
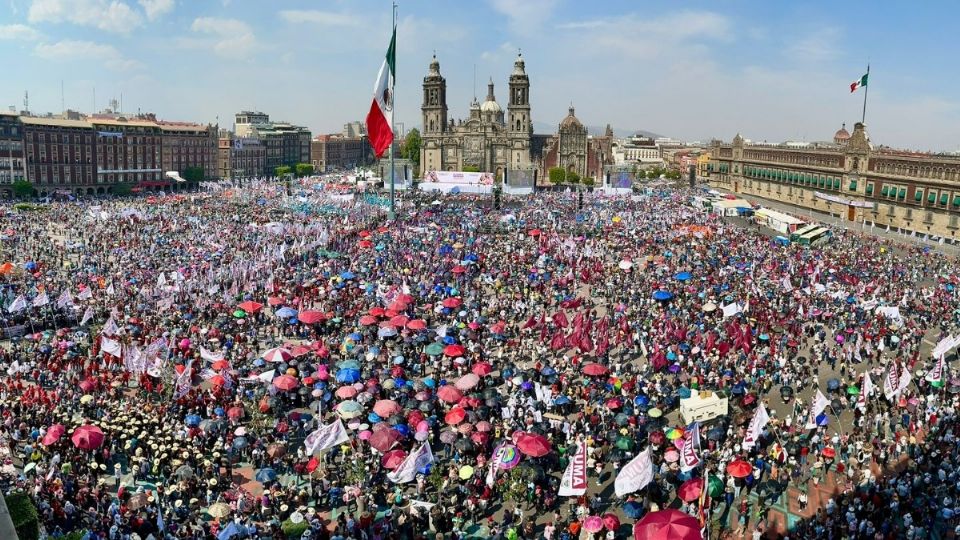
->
[861,64,869,124]
[389,1,397,219]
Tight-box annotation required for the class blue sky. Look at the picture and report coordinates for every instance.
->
[2,0,959,151]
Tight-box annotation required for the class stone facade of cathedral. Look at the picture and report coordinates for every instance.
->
[420,53,533,179]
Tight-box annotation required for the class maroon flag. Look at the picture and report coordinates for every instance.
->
[552,311,569,328]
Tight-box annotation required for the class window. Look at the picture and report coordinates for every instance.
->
[898,188,906,199]
[915,190,923,202]
[849,180,857,191]
[941,193,949,205]
[929,192,937,204]
[866,184,873,195]
[881,186,888,196]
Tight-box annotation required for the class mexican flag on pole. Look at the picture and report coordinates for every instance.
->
[926,355,946,388]
[850,73,868,93]
[365,27,396,158]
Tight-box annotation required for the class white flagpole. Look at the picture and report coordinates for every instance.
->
[389,1,397,218]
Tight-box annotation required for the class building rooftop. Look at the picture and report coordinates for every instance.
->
[20,116,93,128]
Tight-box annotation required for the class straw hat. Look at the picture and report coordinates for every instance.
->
[208,478,217,486]
[175,499,183,508]
[100,464,107,471]
[280,504,289,512]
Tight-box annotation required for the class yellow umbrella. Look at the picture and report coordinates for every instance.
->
[80,395,94,404]
[458,465,475,480]
[207,502,231,519]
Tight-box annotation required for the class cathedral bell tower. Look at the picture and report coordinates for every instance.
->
[422,55,447,135]
[507,52,532,169]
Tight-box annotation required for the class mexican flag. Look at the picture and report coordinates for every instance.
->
[365,27,396,158]
[850,73,868,93]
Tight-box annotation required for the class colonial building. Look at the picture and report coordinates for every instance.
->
[218,131,266,179]
[539,108,613,183]
[310,132,373,172]
[0,112,26,186]
[157,121,219,181]
[22,116,98,196]
[707,122,960,241]
[233,111,311,174]
[420,53,534,178]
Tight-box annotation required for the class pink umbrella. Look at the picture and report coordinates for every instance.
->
[381,449,407,470]
[359,315,378,326]
[42,424,65,446]
[272,374,299,391]
[71,425,105,450]
[583,515,604,533]
[455,373,480,391]
[368,429,400,452]
[603,513,621,531]
[335,386,358,399]
[263,347,292,363]
[475,420,492,432]
[358,430,372,441]
[664,449,680,463]
[373,400,402,417]
[437,386,463,403]
[406,319,427,331]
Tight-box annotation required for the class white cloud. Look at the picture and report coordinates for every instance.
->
[28,0,143,33]
[490,0,557,32]
[190,17,256,59]
[0,24,42,40]
[480,41,516,61]
[138,0,173,21]
[278,10,360,27]
[784,26,841,64]
[35,40,142,70]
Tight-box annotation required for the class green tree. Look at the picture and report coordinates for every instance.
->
[666,169,682,180]
[112,183,132,196]
[548,167,566,184]
[12,180,33,199]
[6,492,40,540]
[401,127,422,169]
[462,165,481,173]
[294,163,314,177]
[183,166,204,182]
[567,171,581,184]
[275,165,292,177]
[582,176,596,187]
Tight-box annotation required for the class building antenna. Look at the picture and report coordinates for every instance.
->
[61,80,65,113]
[23,91,28,114]
[473,64,477,102]
[93,86,96,113]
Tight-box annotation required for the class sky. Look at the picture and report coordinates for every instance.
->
[2,0,960,152]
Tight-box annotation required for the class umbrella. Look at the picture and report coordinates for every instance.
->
[582,363,609,376]
[437,386,463,403]
[603,513,621,531]
[583,516,604,534]
[127,493,149,511]
[472,362,493,376]
[515,432,551,457]
[263,347,292,363]
[678,478,704,502]
[336,368,361,383]
[492,443,522,469]
[337,400,363,419]
[648,408,663,418]
[238,300,263,314]
[827,378,840,391]
[633,509,702,540]
[455,374,480,390]
[381,449,407,470]
[726,460,752,478]
[675,272,692,281]
[275,307,297,318]
[458,465,475,479]
[441,298,462,309]
[174,464,194,480]
[652,290,674,301]
[42,424,65,446]
[623,501,645,519]
[207,502,231,519]
[822,446,837,459]
[272,374,299,391]
[707,475,724,498]
[71,425,105,450]
[298,310,325,324]
[255,468,277,483]
[444,407,467,425]
[664,449,679,463]
[373,400,402,417]
[369,429,400,452]
[443,344,466,357]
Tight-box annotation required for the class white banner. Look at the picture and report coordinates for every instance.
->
[558,442,588,496]
[615,447,653,497]
[424,171,494,185]
[7,295,26,313]
[742,403,770,450]
[101,336,123,358]
[200,346,225,363]
[679,423,701,473]
[303,419,350,455]
[857,373,873,412]
[883,363,901,401]
[387,442,435,484]
[721,303,742,318]
[814,191,874,208]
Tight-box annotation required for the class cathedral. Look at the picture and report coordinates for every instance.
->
[420,53,534,178]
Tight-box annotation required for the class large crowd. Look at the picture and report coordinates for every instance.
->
[1,180,959,540]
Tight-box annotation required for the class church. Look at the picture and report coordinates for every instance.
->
[420,53,534,179]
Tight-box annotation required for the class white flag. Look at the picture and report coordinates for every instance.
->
[781,276,793,292]
[157,272,167,287]
[32,291,49,307]
[303,419,350,455]
[100,336,123,358]
[883,362,901,401]
[897,366,912,394]
[721,303,742,318]
[615,447,654,497]
[679,423,701,473]
[56,289,74,310]
[557,442,588,496]
[102,317,121,336]
[742,403,770,450]
[106,284,115,296]
[80,306,95,326]
[857,372,873,412]
[174,358,194,399]
[805,389,830,429]
[7,295,27,313]
[77,287,93,301]
[387,442,435,484]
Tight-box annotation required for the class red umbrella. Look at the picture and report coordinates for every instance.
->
[605,397,622,410]
[288,344,311,357]
[444,407,467,425]
[451,265,467,274]
[42,424,65,446]
[441,298,462,309]
[443,344,466,357]
[267,296,284,306]
[389,315,409,327]
[472,362,493,376]
[71,425,105,450]
[227,406,244,419]
[359,315,378,326]
[210,375,226,386]
[381,449,407,470]
[678,478,705,502]
[406,319,427,331]
[528,229,541,237]
[305,456,320,473]
[437,386,463,403]
[358,239,373,248]
[272,374,299,391]
[298,310,325,324]
[514,432,551,457]
[582,363,609,376]
[369,307,386,317]
[78,380,95,392]
[726,459,752,478]
[633,509,702,540]
[369,429,400,452]
[335,386,358,399]
[211,360,229,371]
[648,431,665,445]
[602,513,621,531]
[262,347,292,363]
[822,446,836,459]
[238,301,263,314]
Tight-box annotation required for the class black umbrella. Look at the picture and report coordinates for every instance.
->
[454,438,475,453]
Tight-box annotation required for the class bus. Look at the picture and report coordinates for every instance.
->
[789,223,819,242]
[798,227,831,247]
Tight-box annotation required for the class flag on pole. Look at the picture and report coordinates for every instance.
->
[850,72,868,93]
[742,403,770,450]
[174,359,194,399]
[805,389,830,429]
[926,355,946,385]
[365,26,396,158]
[7,295,27,313]
[77,287,93,301]
[857,372,873,412]
[557,441,588,496]
[32,291,49,307]
[884,362,901,401]
[679,422,701,472]
[56,289,73,310]
[80,306,94,326]
[614,447,654,496]
[387,441,434,484]
[303,419,350,455]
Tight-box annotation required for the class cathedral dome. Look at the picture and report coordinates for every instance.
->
[834,123,850,143]
[513,53,526,76]
[480,100,502,114]
[560,106,583,129]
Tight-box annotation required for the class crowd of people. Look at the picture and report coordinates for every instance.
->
[0,180,959,540]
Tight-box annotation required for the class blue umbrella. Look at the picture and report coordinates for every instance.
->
[255,468,277,483]
[275,307,297,318]
[24,261,36,271]
[827,378,840,391]
[553,396,571,405]
[348,333,362,341]
[634,395,650,407]
[442,336,457,345]
[340,271,356,280]
[652,290,674,301]
[336,368,361,383]
[422,377,436,388]
[541,366,556,376]
[758,333,770,341]
[675,272,692,281]
[184,414,201,427]
[816,413,829,426]
[214,407,225,417]
[232,436,249,449]
[368,412,382,423]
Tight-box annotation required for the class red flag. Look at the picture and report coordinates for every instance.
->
[552,312,569,328]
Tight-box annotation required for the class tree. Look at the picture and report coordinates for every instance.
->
[548,167,566,184]
[12,179,33,199]
[400,127,422,170]
[567,171,581,184]
[275,165,292,177]
[112,183,132,196]
[582,176,596,187]
[294,163,314,177]
[462,165,481,173]
[183,166,204,182]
